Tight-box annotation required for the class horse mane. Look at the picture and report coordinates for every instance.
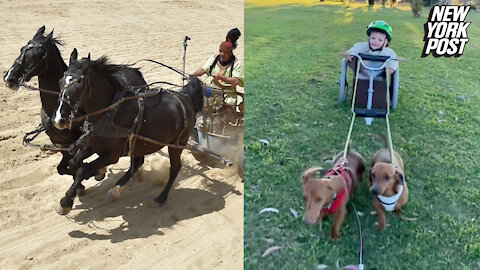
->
[89,56,125,81]
[87,56,145,91]
[51,36,64,47]
[32,32,67,69]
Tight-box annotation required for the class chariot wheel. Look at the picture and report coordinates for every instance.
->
[238,148,244,179]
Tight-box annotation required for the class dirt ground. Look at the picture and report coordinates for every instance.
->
[0,1,243,269]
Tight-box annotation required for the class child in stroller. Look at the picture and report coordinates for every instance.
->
[346,20,397,80]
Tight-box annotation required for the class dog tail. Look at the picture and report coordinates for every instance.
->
[301,167,323,183]
[400,214,418,222]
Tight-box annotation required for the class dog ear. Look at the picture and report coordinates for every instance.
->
[396,169,405,185]
[301,167,323,185]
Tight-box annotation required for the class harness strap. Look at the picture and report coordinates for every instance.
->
[385,73,395,165]
[345,56,396,165]
[377,184,404,212]
[14,42,50,82]
[127,97,145,175]
[321,166,352,214]
[23,123,70,152]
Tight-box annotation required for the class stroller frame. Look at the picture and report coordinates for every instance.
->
[340,53,399,166]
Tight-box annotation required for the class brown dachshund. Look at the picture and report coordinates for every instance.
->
[302,150,365,239]
[370,146,408,231]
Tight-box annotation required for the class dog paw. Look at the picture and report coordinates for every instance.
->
[330,232,340,240]
[374,221,388,231]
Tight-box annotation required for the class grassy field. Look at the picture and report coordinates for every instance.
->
[244,3,480,269]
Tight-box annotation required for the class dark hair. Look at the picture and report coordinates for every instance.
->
[226,28,241,49]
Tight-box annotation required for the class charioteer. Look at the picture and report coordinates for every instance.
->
[190,28,244,132]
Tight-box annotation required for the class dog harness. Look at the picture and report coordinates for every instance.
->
[377,184,404,212]
[321,166,352,214]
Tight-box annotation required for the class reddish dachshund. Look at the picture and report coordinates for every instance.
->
[302,150,365,239]
[370,145,407,231]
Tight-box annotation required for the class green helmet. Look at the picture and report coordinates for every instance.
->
[367,20,392,41]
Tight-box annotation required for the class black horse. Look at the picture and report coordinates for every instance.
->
[3,27,148,194]
[53,50,204,215]
[3,26,83,178]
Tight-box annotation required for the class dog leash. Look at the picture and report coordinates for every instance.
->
[339,60,399,270]
[342,62,396,166]
[332,168,364,269]
[385,73,395,165]
[350,202,364,270]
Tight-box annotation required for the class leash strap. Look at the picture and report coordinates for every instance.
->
[386,73,395,165]
[351,202,364,270]
[341,58,363,163]
[342,112,356,163]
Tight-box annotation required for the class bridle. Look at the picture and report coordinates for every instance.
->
[58,71,89,128]
[13,41,49,85]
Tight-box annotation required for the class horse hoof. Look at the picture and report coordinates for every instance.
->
[76,187,86,197]
[55,203,72,215]
[108,185,124,202]
[153,198,166,208]
[94,167,107,181]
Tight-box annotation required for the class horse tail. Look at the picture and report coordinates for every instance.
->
[183,77,203,114]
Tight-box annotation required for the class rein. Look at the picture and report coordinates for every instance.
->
[68,87,170,123]
[18,80,182,96]
[131,59,188,78]
[19,82,60,95]
[22,124,69,152]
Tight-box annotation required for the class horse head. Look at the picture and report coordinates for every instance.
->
[183,76,205,114]
[4,26,55,90]
[54,50,119,130]
[54,49,91,130]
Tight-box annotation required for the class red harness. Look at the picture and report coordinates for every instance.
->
[321,166,353,214]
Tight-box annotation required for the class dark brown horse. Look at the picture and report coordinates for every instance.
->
[53,50,204,214]
[3,27,148,195]
[3,26,82,178]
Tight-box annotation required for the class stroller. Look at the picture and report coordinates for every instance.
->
[336,52,403,166]
[338,53,400,125]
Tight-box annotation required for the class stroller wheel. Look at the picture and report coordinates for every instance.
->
[338,59,348,104]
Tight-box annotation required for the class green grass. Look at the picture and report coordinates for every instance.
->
[244,4,480,269]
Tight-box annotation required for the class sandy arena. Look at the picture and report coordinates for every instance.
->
[0,1,243,269]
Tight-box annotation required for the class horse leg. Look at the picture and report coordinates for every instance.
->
[56,154,118,215]
[154,147,183,206]
[108,156,145,202]
[94,166,107,181]
[68,146,107,182]
[67,146,96,197]
[57,151,73,175]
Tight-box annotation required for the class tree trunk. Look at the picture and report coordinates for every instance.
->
[410,0,422,17]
